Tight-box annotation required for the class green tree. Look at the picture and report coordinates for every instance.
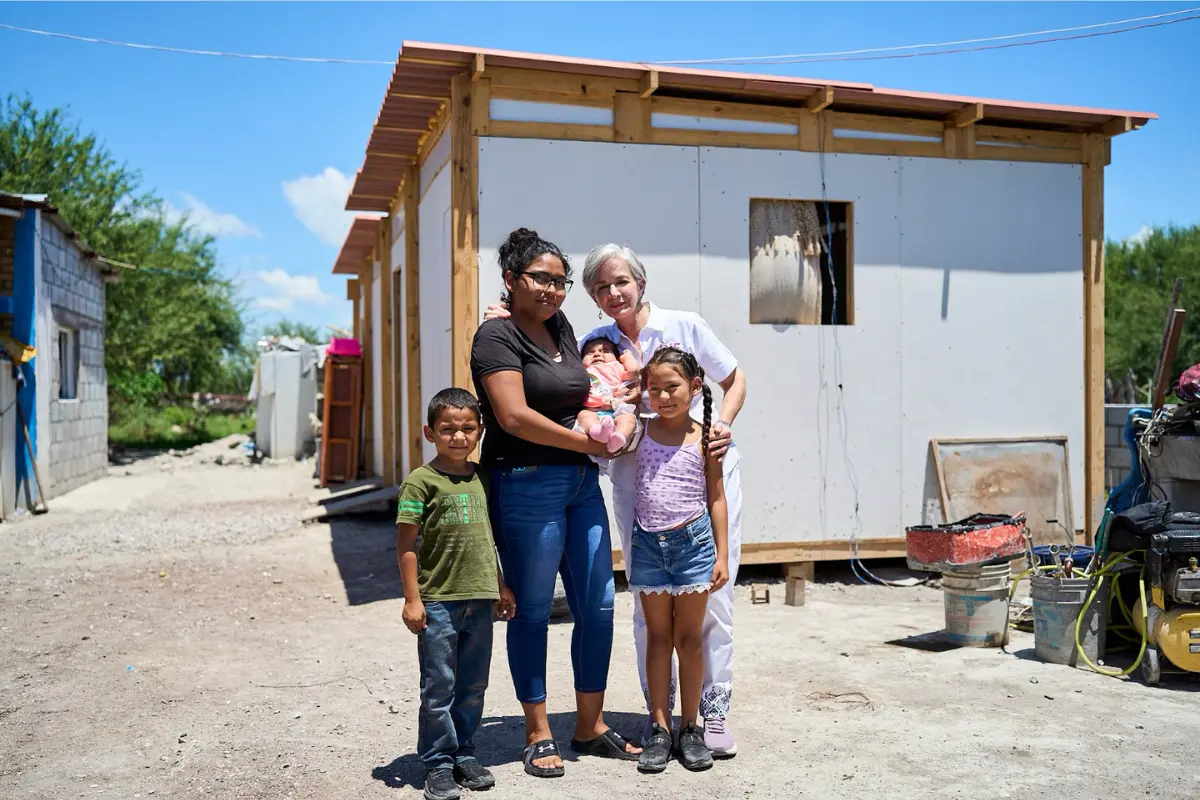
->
[261,319,324,344]
[1105,224,1200,398]
[0,94,247,417]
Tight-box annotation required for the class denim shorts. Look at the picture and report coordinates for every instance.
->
[629,511,716,596]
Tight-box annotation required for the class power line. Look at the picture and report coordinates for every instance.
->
[658,13,1200,66]
[2,8,1196,71]
[0,22,394,65]
[655,6,1200,65]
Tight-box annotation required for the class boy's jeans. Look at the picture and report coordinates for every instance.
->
[417,599,494,772]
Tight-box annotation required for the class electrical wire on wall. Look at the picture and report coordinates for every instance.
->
[813,114,929,587]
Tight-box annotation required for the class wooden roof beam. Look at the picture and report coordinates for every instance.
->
[376,125,429,134]
[1101,116,1134,136]
[365,151,416,160]
[346,279,359,300]
[387,92,447,101]
[805,86,834,113]
[946,102,984,128]
[640,70,659,99]
[471,53,486,81]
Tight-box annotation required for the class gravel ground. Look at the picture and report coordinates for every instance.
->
[3,459,1200,800]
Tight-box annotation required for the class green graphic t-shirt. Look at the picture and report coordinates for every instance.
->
[396,464,499,602]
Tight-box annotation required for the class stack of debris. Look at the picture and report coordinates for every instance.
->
[302,479,397,522]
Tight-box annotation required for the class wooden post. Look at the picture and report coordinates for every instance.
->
[1082,134,1106,543]
[450,73,480,392]
[404,164,423,473]
[613,92,649,143]
[378,216,395,484]
[784,562,815,582]
[348,278,360,342]
[360,256,376,478]
[785,577,806,607]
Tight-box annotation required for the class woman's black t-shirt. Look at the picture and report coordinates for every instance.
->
[470,312,591,468]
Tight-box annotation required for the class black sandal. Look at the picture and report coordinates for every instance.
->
[523,738,565,778]
[570,728,640,761]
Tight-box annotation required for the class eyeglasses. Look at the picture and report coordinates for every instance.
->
[521,270,573,294]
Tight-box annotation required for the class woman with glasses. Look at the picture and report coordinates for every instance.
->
[470,227,642,779]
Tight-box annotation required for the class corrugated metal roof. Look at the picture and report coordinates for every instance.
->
[345,41,1159,212]
[332,216,383,275]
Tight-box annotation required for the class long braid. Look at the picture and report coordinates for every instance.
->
[699,368,712,460]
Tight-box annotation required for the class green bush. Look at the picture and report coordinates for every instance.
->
[110,405,254,451]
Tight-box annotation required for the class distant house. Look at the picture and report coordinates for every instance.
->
[0,191,115,516]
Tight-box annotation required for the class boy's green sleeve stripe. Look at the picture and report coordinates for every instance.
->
[398,502,425,511]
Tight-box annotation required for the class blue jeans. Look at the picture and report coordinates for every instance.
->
[488,463,615,703]
[417,599,493,772]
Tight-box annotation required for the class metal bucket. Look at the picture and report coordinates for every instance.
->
[943,563,1011,647]
[1031,574,1110,667]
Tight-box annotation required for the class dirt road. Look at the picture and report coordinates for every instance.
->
[2,458,1199,799]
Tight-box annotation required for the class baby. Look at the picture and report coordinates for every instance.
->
[578,335,640,454]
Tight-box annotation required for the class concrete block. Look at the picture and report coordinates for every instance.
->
[1106,405,1137,426]
[1105,426,1123,448]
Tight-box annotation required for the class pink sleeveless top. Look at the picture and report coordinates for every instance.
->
[635,432,708,532]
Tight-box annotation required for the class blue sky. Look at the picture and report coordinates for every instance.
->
[2,2,1197,335]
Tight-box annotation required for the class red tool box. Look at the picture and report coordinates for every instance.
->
[905,512,1027,572]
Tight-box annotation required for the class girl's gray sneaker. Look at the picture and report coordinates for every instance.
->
[638,724,672,773]
[677,722,713,771]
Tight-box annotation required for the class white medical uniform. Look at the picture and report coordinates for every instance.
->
[582,302,742,719]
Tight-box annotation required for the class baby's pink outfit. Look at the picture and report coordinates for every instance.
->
[585,360,635,411]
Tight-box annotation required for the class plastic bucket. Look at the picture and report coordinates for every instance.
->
[943,563,1011,647]
[1031,574,1110,667]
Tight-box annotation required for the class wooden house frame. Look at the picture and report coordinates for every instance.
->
[333,41,1154,567]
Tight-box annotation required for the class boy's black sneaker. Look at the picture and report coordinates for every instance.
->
[677,722,713,771]
[454,759,495,790]
[424,768,461,800]
[637,723,672,773]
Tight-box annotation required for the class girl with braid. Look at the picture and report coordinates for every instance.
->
[628,346,730,774]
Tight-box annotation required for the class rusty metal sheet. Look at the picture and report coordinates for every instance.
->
[931,437,1074,547]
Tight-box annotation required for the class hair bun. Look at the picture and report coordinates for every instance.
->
[499,227,540,261]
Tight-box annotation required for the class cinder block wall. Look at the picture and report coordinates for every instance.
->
[1105,404,1137,493]
[42,220,108,498]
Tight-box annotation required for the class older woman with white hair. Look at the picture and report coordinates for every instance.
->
[487,242,747,757]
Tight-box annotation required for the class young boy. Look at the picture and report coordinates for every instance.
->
[397,387,515,800]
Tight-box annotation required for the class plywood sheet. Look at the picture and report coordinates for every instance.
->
[932,436,1073,547]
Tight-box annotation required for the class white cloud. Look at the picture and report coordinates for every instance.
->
[253,268,332,312]
[159,192,260,238]
[1126,225,1153,246]
[282,167,364,247]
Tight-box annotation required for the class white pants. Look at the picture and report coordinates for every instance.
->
[612,446,742,719]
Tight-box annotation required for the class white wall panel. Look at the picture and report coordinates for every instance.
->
[419,169,452,463]
[698,148,904,545]
[420,133,450,199]
[478,137,701,339]
[391,226,407,475]
[897,157,1085,530]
